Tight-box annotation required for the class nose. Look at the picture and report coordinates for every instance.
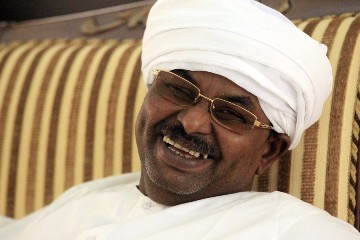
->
[177,98,212,135]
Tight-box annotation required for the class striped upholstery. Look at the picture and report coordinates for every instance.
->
[0,12,359,230]
[0,38,145,218]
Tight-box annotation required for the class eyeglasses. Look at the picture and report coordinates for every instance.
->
[152,70,274,134]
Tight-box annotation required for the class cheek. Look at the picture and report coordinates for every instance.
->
[135,94,179,140]
[216,130,267,171]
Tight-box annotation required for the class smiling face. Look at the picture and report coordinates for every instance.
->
[136,70,289,205]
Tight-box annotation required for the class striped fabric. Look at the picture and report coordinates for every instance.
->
[0,12,359,231]
[0,38,145,218]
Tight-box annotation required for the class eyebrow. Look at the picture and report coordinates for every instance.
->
[172,69,256,110]
[224,96,256,110]
[171,69,193,82]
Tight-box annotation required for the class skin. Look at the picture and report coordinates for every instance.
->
[136,70,290,206]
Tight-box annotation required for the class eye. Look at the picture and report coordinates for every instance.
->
[213,107,250,124]
[165,83,195,102]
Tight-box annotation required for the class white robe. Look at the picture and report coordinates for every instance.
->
[1,172,359,240]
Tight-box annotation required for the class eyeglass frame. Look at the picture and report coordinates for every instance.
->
[152,69,274,132]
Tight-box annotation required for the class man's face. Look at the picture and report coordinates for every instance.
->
[136,70,276,205]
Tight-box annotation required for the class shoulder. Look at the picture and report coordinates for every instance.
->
[206,191,360,239]
[266,192,360,240]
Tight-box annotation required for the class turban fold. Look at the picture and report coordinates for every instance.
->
[141,0,333,149]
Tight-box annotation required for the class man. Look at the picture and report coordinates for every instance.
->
[1,0,359,239]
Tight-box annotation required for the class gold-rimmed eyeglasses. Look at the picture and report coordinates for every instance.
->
[152,69,274,134]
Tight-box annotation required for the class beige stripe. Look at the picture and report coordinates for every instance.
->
[23,44,70,214]
[326,16,360,218]
[0,41,51,217]
[0,42,26,216]
[288,136,305,199]
[13,42,55,218]
[46,40,91,198]
[311,17,338,210]
[104,41,137,176]
[49,40,89,202]
[313,96,332,210]
[94,42,133,179]
[132,76,147,172]
[313,15,349,216]
[268,160,279,192]
[21,43,69,216]
[298,19,322,204]
[312,14,350,212]
[74,44,115,184]
[62,42,100,190]
[44,43,91,206]
[65,44,103,188]
[252,175,259,191]
[131,58,147,172]
[34,42,84,210]
[84,44,119,182]
[123,43,142,173]
[113,44,142,174]
[301,18,334,207]
[16,42,61,217]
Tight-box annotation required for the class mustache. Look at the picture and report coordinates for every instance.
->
[161,124,217,157]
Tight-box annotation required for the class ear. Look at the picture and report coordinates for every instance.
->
[255,132,291,175]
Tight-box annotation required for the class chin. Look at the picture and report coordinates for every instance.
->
[143,155,215,196]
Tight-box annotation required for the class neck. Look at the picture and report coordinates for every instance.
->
[138,170,252,206]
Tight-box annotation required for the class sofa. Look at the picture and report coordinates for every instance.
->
[0,0,360,231]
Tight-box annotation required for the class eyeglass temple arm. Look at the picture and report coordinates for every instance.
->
[254,120,274,130]
[153,69,160,76]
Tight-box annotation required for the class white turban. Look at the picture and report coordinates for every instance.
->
[141,0,333,149]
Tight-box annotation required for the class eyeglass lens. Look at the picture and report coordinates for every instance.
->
[154,71,257,132]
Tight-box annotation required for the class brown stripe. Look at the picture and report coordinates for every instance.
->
[298,20,322,204]
[277,151,292,193]
[350,82,360,228]
[355,57,360,231]
[257,169,269,192]
[325,16,360,216]
[0,43,22,77]
[0,42,24,193]
[322,15,349,56]
[104,42,139,176]
[0,42,36,162]
[357,121,360,231]
[122,43,142,173]
[65,43,103,189]
[301,18,321,36]
[25,44,70,214]
[6,42,53,217]
[83,44,118,182]
[300,122,319,203]
[44,45,85,205]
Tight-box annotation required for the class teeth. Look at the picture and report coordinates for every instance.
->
[163,136,208,159]
[189,150,200,158]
